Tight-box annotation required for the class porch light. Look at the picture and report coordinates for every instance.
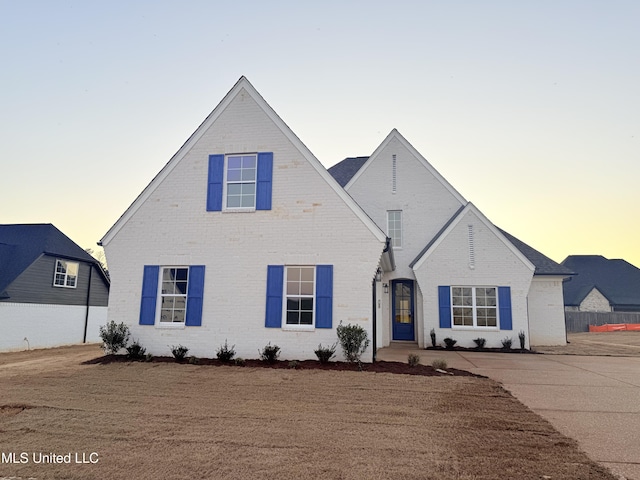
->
[375,268,382,282]
[383,283,389,294]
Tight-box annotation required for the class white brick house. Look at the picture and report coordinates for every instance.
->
[102,77,571,361]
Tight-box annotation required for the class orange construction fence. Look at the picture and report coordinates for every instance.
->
[589,323,640,332]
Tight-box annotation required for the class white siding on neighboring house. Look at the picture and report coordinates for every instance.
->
[413,207,534,349]
[0,303,106,351]
[527,277,567,345]
[579,287,612,312]
[102,80,386,362]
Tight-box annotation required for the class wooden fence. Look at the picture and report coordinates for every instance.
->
[565,311,640,332]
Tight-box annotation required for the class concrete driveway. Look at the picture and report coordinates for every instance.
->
[377,344,640,480]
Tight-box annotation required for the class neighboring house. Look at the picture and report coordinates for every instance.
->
[329,131,572,350]
[0,224,110,351]
[562,255,640,312]
[101,77,571,362]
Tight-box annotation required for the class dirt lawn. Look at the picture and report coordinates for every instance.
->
[0,345,616,480]
[534,331,640,356]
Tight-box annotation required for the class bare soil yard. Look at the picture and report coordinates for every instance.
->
[0,345,616,480]
[534,331,640,356]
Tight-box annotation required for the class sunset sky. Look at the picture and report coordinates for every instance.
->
[1,1,638,268]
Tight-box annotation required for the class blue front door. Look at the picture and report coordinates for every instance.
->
[392,280,415,341]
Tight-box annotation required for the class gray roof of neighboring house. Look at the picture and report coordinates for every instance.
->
[0,224,104,296]
[327,157,369,187]
[561,255,640,307]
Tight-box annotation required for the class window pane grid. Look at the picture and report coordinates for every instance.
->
[226,155,257,209]
[53,260,79,288]
[451,286,497,328]
[160,267,189,323]
[387,210,402,248]
[285,267,315,326]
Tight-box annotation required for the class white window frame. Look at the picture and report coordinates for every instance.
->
[387,210,402,249]
[283,266,316,331]
[450,286,499,329]
[223,153,257,212]
[53,259,79,288]
[157,266,190,327]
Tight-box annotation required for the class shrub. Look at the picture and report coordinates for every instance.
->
[126,339,146,360]
[432,358,448,370]
[430,328,437,348]
[336,322,370,364]
[407,353,421,367]
[234,357,246,367]
[145,353,154,362]
[518,330,526,349]
[314,343,337,364]
[443,337,457,349]
[288,360,299,369]
[501,337,513,350]
[216,339,236,363]
[170,344,189,361]
[259,343,280,363]
[188,356,199,365]
[99,321,130,355]
[473,338,486,349]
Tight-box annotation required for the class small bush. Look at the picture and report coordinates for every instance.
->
[407,353,421,367]
[501,337,513,350]
[443,337,457,349]
[336,322,370,364]
[170,344,189,361]
[188,356,199,365]
[145,353,154,362]
[259,343,280,363]
[430,328,436,348]
[473,338,486,349]
[518,330,526,349]
[234,357,246,367]
[99,321,130,355]
[432,358,448,370]
[216,339,236,363]
[288,360,299,369]
[126,339,146,360]
[314,343,337,364]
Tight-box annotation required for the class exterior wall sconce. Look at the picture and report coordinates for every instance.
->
[383,283,389,294]
[375,268,382,282]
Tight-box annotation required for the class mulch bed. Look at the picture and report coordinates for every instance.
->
[426,346,538,354]
[84,354,479,377]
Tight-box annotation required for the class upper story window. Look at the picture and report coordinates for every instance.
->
[207,152,273,212]
[225,154,257,209]
[387,210,402,248]
[53,260,79,288]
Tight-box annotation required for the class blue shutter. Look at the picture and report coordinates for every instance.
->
[185,266,205,327]
[438,286,452,329]
[265,265,283,328]
[256,152,273,210]
[315,265,333,329]
[140,266,159,325]
[207,154,224,211]
[498,286,512,330]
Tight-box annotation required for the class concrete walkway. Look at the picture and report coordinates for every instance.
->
[377,345,640,480]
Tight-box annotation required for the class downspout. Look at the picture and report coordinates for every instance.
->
[372,278,377,362]
[83,264,93,344]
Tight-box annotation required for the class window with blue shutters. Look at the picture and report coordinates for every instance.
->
[139,265,205,327]
[438,285,511,330]
[206,152,273,211]
[265,264,333,329]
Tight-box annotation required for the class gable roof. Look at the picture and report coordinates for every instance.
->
[0,224,105,296]
[497,229,574,276]
[561,255,640,307]
[341,129,466,205]
[100,76,387,246]
[328,156,369,187]
[410,203,536,273]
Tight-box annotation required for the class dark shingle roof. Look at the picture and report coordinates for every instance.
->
[498,229,574,276]
[0,224,99,295]
[561,255,640,307]
[327,157,369,187]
